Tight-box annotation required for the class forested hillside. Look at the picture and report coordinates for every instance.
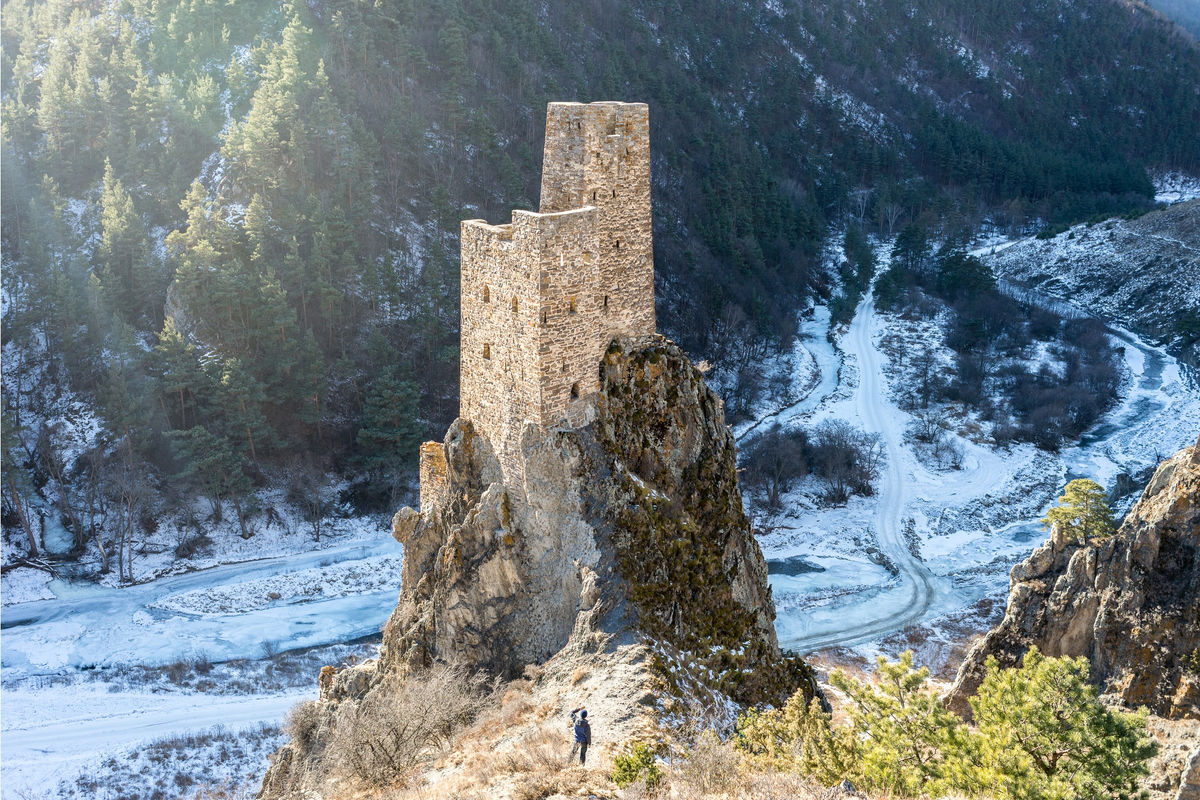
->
[3,0,1198,574]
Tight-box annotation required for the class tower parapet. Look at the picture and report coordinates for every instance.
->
[447,101,656,487]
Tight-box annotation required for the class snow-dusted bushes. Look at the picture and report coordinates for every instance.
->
[741,421,882,509]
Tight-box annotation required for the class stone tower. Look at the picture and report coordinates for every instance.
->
[422,101,655,502]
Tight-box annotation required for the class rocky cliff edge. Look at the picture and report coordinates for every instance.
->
[949,439,1200,719]
[259,337,811,798]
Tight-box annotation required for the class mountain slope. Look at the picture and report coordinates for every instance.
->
[4,0,1200,574]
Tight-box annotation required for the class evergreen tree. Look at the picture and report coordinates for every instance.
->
[355,369,422,479]
[735,690,858,784]
[97,160,157,324]
[171,425,254,538]
[830,651,972,797]
[1042,478,1116,541]
[971,649,1156,799]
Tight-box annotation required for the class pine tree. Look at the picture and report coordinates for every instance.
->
[1042,478,1115,541]
[829,651,972,797]
[215,358,274,463]
[971,649,1157,799]
[355,369,421,479]
[150,319,207,430]
[97,160,156,324]
[735,690,857,784]
[171,425,253,538]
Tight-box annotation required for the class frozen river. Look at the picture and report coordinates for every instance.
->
[761,288,1200,656]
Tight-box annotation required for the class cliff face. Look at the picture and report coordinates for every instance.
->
[260,337,810,797]
[949,440,1200,719]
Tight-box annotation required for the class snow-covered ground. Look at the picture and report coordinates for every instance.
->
[2,688,300,796]
[1154,172,1200,205]
[754,278,1200,674]
[1,527,400,797]
[976,200,1200,344]
[733,303,841,442]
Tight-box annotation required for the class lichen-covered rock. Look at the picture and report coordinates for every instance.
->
[948,440,1200,720]
[259,337,811,798]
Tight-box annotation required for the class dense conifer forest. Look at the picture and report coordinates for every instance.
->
[2,0,1197,547]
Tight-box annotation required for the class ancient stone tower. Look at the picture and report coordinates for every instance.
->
[421,101,656,505]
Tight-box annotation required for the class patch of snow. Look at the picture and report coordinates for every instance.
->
[1154,172,1200,204]
[2,568,56,605]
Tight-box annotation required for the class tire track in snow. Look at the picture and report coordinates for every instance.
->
[786,293,937,653]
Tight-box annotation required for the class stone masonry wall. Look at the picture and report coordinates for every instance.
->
[454,101,656,489]
[540,102,655,340]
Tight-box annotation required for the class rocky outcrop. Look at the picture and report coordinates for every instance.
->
[948,439,1200,719]
[259,337,811,797]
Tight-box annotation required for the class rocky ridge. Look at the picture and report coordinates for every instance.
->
[259,337,811,798]
[948,438,1199,718]
[947,439,1200,799]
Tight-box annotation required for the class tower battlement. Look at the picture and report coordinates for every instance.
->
[439,101,656,486]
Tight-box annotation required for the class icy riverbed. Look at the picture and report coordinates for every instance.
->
[1,528,401,796]
[755,286,1200,671]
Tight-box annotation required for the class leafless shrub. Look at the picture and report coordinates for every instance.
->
[811,420,883,505]
[327,664,497,786]
[286,700,323,757]
[675,730,741,795]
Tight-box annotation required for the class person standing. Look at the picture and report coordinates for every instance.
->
[568,707,591,765]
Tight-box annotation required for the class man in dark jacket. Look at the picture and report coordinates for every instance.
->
[569,707,591,765]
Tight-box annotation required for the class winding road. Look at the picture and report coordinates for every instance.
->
[783,293,937,653]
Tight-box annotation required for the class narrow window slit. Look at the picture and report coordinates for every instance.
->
[570,383,580,399]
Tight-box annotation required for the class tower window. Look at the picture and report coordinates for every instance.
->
[482,285,490,302]
[570,383,580,399]
[541,309,548,324]
[603,295,609,309]
[483,344,491,359]
[614,240,621,249]
[612,189,617,198]
[512,297,519,313]
[592,191,597,201]
[568,296,577,314]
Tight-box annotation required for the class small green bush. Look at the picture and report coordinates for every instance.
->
[612,741,663,788]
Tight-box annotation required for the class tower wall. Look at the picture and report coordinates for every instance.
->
[460,208,601,481]
[452,101,656,489]
[540,102,656,341]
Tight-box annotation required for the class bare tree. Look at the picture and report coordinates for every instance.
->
[811,421,883,505]
[741,426,809,510]
[880,202,904,238]
[104,451,153,584]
